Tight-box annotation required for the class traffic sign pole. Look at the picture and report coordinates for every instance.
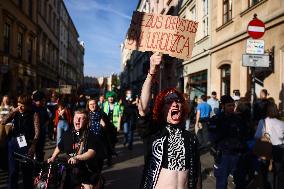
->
[247,14,266,119]
[251,66,256,119]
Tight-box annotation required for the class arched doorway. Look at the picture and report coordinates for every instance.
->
[219,64,231,96]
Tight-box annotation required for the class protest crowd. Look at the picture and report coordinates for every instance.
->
[2,0,284,188]
[0,53,282,189]
[0,88,138,188]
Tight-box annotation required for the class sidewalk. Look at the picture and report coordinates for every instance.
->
[200,150,234,189]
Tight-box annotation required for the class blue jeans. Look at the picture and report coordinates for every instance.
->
[123,121,133,148]
[214,153,245,189]
[57,120,69,144]
[8,138,33,189]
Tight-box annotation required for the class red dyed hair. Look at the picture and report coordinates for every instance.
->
[152,88,189,124]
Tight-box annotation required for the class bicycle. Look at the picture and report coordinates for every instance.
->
[14,152,68,189]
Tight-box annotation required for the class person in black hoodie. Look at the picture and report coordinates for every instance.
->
[212,95,248,189]
[121,89,138,150]
[2,94,40,189]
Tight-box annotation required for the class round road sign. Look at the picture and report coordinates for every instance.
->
[247,18,265,39]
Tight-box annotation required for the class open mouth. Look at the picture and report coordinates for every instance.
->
[171,109,181,121]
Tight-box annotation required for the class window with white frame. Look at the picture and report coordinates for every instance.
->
[203,0,208,15]
[203,17,208,37]
[190,6,196,21]
[223,0,232,24]
[202,0,208,37]
[249,0,261,7]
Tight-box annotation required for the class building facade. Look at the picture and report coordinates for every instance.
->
[37,0,60,89]
[59,1,84,89]
[59,1,68,85]
[0,0,84,97]
[0,0,38,96]
[209,0,284,112]
[67,19,79,86]
[120,0,151,95]
[77,41,84,86]
[180,0,211,100]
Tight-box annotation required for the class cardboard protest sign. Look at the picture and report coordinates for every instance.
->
[125,11,198,60]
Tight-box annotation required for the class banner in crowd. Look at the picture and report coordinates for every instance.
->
[125,11,198,60]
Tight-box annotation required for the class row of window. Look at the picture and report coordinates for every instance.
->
[17,0,33,19]
[223,0,262,24]
[59,63,76,79]
[4,23,34,64]
[2,21,61,68]
[40,36,58,68]
[38,0,60,37]
[183,0,263,38]
[184,0,208,38]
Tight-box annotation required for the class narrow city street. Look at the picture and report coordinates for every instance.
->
[102,133,144,189]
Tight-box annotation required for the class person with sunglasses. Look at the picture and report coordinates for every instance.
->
[138,52,201,189]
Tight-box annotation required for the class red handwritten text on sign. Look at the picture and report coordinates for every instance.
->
[125,11,198,60]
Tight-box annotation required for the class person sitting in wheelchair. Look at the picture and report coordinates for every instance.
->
[48,109,104,189]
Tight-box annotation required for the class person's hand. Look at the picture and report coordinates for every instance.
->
[59,109,64,116]
[13,107,20,113]
[47,156,56,163]
[68,157,79,165]
[149,52,162,75]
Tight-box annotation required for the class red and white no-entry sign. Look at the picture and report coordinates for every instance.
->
[247,18,265,39]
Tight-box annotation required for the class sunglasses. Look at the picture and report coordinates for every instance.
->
[164,93,182,104]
